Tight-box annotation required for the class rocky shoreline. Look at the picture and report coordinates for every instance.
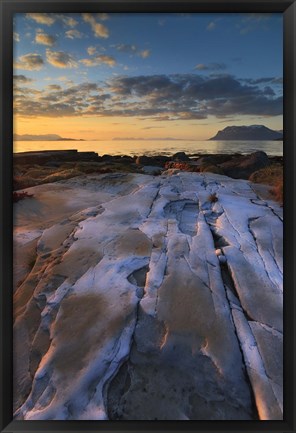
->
[13,150,283,420]
[14,150,283,195]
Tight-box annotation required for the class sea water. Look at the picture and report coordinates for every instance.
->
[13,140,283,157]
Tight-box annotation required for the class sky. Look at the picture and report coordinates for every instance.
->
[13,12,283,141]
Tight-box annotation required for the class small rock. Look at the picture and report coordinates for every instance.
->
[172,152,190,162]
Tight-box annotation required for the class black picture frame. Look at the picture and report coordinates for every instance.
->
[0,0,295,432]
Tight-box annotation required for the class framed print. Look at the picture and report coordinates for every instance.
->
[0,0,295,432]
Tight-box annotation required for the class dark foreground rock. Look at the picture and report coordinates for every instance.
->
[14,150,100,166]
[220,151,270,179]
[13,151,281,192]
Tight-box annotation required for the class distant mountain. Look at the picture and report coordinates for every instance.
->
[209,125,283,141]
[14,134,84,141]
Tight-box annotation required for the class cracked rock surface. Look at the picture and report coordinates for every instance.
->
[13,171,282,420]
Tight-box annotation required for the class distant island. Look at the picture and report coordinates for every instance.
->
[112,137,187,141]
[14,134,85,141]
[209,125,283,141]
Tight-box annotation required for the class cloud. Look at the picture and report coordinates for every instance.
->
[58,15,78,27]
[87,45,106,55]
[106,73,282,119]
[13,74,34,84]
[35,30,56,46]
[46,84,62,91]
[87,46,97,55]
[97,13,109,21]
[65,29,83,39]
[57,76,74,86]
[13,32,20,42]
[114,44,137,54]
[14,73,282,120]
[26,13,55,26]
[14,82,102,117]
[46,50,78,68]
[142,126,164,129]
[207,22,216,31]
[14,53,44,71]
[139,49,151,59]
[271,77,283,85]
[263,86,275,96]
[82,13,109,38]
[241,77,283,86]
[238,13,272,34]
[244,13,272,22]
[80,54,116,67]
[195,63,226,71]
[113,44,151,59]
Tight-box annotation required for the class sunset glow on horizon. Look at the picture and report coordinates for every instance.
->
[13,12,283,147]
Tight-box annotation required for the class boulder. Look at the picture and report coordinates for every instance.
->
[172,151,190,161]
[100,154,113,161]
[135,155,152,166]
[220,151,269,179]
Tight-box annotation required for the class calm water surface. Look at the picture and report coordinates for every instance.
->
[14,140,283,156]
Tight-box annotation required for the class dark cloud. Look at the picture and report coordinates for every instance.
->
[14,53,44,71]
[46,84,62,91]
[240,77,283,91]
[241,77,274,85]
[271,77,283,85]
[142,126,164,129]
[13,75,33,84]
[114,44,137,54]
[113,44,151,59]
[263,86,275,96]
[14,73,283,120]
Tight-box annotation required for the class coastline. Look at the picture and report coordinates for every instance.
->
[13,149,283,196]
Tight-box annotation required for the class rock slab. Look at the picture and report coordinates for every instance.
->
[13,171,283,420]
